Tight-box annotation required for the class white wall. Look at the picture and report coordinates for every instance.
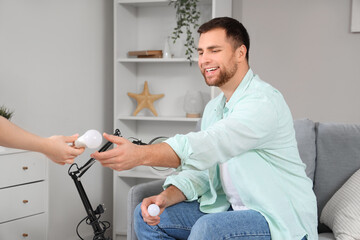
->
[0,0,113,239]
[235,0,360,123]
[0,0,359,239]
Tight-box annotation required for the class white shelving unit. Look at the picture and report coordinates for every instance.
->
[117,115,200,122]
[113,0,232,239]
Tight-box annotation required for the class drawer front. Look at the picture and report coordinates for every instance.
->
[0,181,46,223]
[0,213,47,240]
[0,151,47,188]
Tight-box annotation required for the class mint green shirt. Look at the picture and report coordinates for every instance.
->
[164,69,318,240]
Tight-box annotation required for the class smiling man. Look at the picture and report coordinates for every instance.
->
[92,17,318,240]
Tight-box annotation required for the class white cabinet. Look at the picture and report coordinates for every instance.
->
[0,214,47,240]
[0,148,48,240]
[113,0,232,239]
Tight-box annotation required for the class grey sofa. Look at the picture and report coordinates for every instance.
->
[127,119,360,240]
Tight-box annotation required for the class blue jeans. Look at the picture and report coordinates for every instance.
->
[134,200,271,240]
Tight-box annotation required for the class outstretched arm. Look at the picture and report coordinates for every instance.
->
[0,116,84,165]
[91,132,181,171]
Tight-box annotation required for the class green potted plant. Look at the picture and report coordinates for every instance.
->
[170,0,200,64]
[0,105,14,151]
[0,105,14,120]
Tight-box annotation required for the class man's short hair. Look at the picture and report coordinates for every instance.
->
[197,17,250,61]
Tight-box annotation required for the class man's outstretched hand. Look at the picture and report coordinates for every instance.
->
[91,133,145,171]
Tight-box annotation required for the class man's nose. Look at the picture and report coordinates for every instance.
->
[199,53,210,66]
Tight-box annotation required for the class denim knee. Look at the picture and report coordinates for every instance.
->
[134,203,143,233]
[189,211,271,240]
[189,214,214,239]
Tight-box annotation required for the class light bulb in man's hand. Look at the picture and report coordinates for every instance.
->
[147,204,160,217]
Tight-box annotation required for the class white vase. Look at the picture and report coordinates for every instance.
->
[172,36,185,58]
[163,36,172,59]
[183,90,203,118]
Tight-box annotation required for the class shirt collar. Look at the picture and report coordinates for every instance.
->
[224,68,254,110]
[213,68,254,118]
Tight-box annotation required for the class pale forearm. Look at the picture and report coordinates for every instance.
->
[0,116,48,153]
[0,116,83,164]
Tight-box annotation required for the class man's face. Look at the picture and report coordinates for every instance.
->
[197,28,238,87]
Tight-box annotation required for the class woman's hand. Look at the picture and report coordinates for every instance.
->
[44,134,85,165]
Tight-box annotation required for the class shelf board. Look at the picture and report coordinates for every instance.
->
[117,170,166,179]
[117,58,198,63]
[116,165,173,179]
[118,0,211,7]
[118,0,169,7]
[118,115,200,122]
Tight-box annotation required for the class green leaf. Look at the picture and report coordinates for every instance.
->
[0,105,14,120]
[171,0,200,65]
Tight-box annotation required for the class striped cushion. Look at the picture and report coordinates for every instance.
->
[320,168,360,240]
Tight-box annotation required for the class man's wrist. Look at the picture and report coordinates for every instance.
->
[160,185,186,207]
[139,145,151,166]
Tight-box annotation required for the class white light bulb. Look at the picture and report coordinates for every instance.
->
[75,129,102,149]
[147,204,160,217]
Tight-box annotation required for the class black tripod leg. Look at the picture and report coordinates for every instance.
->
[70,173,110,239]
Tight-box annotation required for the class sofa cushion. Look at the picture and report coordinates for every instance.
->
[318,232,335,240]
[314,122,360,233]
[320,168,360,240]
[294,119,316,181]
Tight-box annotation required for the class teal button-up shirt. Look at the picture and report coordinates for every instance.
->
[164,69,318,240]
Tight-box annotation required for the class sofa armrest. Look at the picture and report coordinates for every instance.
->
[127,179,165,240]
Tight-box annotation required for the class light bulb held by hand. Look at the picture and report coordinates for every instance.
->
[75,130,102,149]
[147,204,160,217]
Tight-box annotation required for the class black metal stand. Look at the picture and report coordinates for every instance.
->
[68,129,121,240]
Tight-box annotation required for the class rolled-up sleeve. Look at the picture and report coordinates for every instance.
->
[165,94,278,171]
[163,169,210,201]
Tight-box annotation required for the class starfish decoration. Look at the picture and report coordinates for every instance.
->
[127,81,164,116]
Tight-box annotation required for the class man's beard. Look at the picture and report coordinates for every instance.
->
[203,62,238,87]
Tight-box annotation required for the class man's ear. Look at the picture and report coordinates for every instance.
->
[236,45,247,62]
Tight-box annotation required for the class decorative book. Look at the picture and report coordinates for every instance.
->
[128,50,163,58]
